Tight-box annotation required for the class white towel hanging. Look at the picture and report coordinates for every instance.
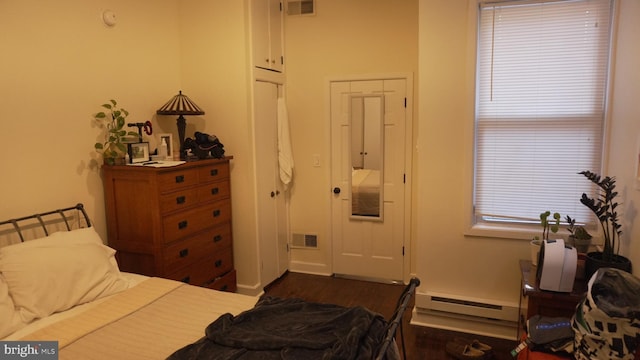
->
[277,97,294,188]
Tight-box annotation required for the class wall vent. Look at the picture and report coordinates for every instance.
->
[291,233,318,248]
[287,0,315,16]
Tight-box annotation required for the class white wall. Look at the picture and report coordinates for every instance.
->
[177,0,261,291]
[0,0,182,238]
[284,0,419,276]
[415,0,640,329]
[607,0,640,271]
[1,0,637,324]
[0,0,264,292]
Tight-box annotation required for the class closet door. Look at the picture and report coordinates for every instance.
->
[251,0,283,72]
[254,81,288,287]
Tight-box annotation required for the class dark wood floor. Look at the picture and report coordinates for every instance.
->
[264,272,519,360]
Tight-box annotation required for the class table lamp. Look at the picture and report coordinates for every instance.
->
[157,91,205,160]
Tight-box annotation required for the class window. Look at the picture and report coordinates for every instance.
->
[474,0,614,228]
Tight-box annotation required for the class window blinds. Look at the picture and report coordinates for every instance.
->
[474,0,613,225]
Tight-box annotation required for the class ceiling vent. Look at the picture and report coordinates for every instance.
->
[287,0,315,16]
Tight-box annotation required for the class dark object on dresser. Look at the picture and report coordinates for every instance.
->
[184,131,225,160]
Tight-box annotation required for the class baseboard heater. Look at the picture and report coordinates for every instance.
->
[412,291,519,340]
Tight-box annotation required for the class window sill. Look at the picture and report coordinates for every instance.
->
[464,223,537,241]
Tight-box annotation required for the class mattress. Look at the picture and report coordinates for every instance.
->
[5,274,258,360]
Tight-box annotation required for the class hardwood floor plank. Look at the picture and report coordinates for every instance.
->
[264,272,519,359]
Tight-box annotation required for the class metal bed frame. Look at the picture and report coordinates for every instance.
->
[375,277,421,360]
[0,203,419,359]
[0,203,91,243]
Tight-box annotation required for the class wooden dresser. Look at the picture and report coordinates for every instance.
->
[102,157,236,292]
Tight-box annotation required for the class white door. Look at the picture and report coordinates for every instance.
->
[330,78,407,282]
[254,81,288,287]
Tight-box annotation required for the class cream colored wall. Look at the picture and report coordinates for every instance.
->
[284,0,419,275]
[177,1,261,291]
[2,0,637,316]
[416,0,640,312]
[607,0,640,274]
[416,0,526,304]
[0,0,263,293]
[0,0,182,239]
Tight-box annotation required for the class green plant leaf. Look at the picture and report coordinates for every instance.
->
[95,143,104,150]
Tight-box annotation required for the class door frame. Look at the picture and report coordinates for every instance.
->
[324,72,414,283]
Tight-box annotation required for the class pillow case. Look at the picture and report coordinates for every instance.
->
[0,275,24,338]
[0,227,129,323]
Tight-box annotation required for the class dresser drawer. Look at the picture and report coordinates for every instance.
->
[162,223,232,274]
[198,163,229,184]
[159,188,199,214]
[166,247,233,287]
[207,269,237,292]
[197,181,230,204]
[158,168,199,193]
[162,199,232,243]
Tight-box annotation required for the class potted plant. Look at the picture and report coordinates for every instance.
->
[578,170,632,278]
[565,215,592,253]
[93,100,138,165]
[531,211,561,265]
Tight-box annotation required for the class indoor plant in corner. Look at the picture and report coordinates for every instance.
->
[565,215,592,254]
[578,170,632,278]
[93,100,138,165]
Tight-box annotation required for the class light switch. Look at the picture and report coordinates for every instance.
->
[312,154,320,167]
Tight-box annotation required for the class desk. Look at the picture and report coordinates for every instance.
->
[519,259,587,321]
[518,260,587,360]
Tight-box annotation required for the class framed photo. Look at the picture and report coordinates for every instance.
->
[158,133,173,160]
[128,142,150,164]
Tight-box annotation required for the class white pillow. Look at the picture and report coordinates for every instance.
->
[0,275,24,338]
[0,227,129,323]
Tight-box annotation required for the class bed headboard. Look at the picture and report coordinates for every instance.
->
[0,203,92,246]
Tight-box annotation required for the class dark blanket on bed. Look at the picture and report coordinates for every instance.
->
[166,295,392,360]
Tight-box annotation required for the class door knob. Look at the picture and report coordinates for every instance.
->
[333,187,341,194]
[271,191,276,198]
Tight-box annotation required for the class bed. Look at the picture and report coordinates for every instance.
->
[352,168,381,217]
[0,204,419,360]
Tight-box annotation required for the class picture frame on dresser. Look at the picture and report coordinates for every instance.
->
[127,142,150,163]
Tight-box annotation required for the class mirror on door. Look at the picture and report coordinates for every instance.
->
[350,94,384,220]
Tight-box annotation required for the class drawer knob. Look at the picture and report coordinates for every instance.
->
[213,234,223,242]
[179,249,189,257]
[213,209,221,217]
[175,175,185,183]
[178,220,188,229]
[176,196,186,204]
[215,260,223,267]
[181,276,190,283]
[211,187,219,195]
[210,169,219,176]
